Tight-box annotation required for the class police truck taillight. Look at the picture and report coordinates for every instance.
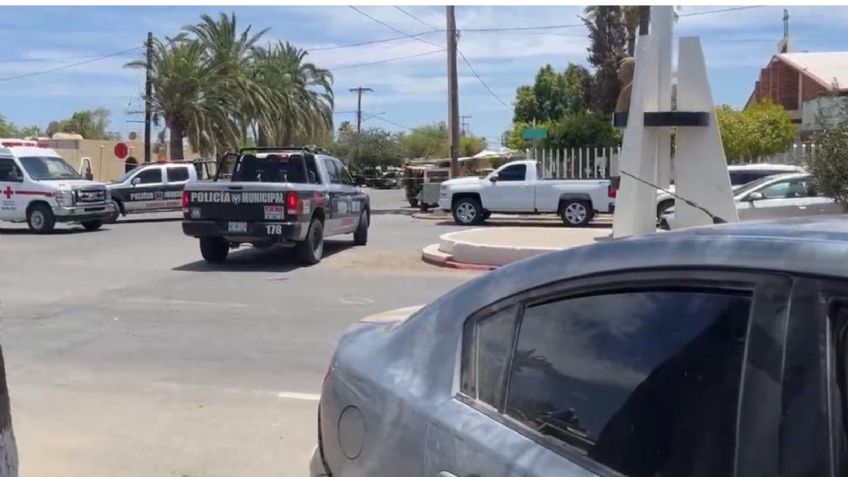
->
[285,191,300,215]
[182,191,190,209]
[608,184,618,199]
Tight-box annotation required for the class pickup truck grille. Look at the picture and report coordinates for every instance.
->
[75,188,106,203]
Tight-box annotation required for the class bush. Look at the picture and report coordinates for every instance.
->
[805,96,848,210]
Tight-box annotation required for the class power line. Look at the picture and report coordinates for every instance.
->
[679,6,764,17]
[348,6,444,49]
[457,49,511,110]
[364,113,413,131]
[0,46,141,82]
[462,23,584,32]
[307,29,441,52]
[395,6,439,30]
[331,49,444,71]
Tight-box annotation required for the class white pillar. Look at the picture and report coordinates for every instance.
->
[673,37,739,228]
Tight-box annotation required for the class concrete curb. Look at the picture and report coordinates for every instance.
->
[421,243,497,271]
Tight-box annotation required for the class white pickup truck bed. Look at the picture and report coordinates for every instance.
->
[438,160,616,226]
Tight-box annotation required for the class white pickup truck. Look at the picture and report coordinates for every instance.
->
[438,160,616,226]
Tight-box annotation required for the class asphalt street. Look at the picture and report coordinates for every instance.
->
[0,188,479,477]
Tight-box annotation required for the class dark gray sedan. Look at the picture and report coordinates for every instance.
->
[311,217,848,477]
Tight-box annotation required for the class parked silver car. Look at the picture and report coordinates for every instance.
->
[655,163,805,218]
[311,216,848,477]
[660,172,842,229]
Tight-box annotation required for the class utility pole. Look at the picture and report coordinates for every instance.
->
[144,31,153,163]
[446,6,460,177]
[460,115,472,136]
[349,87,373,133]
[779,9,791,53]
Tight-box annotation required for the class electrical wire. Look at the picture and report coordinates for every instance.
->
[679,6,764,17]
[0,46,142,82]
[395,6,439,30]
[348,6,444,49]
[458,49,511,110]
[364,113,413,130]
[331,49,444,71]
[307,30,441,52]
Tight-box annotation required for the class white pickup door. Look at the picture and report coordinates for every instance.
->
[480,162,534,212]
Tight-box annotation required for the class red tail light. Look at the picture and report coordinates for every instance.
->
[608,185,618,199]
[182,191,190,209]
[285,191,300,213]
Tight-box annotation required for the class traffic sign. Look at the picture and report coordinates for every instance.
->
[522,127,548,140]
[114,142,129,159]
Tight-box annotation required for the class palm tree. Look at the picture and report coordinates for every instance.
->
[183,12,273,150]
[249,41,334,146]
[127,36,237,160]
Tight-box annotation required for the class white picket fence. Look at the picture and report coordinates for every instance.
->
[526,147,621,179]
[527,143,814,179]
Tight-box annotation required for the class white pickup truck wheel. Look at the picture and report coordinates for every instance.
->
[561,200,593,227]
[452,198,483,225]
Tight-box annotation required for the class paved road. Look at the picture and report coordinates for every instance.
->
[0,189,477,477]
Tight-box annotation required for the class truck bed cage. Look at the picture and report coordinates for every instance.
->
[236,146,325,155]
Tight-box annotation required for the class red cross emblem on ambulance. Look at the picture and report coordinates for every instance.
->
[2,186,12,199]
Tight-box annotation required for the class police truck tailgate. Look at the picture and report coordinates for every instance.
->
[184,182,293,222]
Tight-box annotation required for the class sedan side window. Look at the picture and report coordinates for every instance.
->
[759,180,791,199]
[461,307,518,411]
[498,164,526,182]
[505,289,751,477]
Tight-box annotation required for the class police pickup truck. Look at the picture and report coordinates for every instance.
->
[182,147,370,265]
[106,159,216,222]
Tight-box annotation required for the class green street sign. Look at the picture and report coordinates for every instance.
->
[522,127,548,140]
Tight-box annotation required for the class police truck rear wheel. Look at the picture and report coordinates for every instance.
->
[297,218,324,265]
[200,237,229,263]
[27,204,55,234]
[82,221,102,231]
[353,210,368,246]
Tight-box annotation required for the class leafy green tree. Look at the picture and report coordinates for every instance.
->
[563,64,593,114]
[514,65,569,123]
[332,127,403,169]
[717,101,795,162]
[0,116,15,137]
[583,6,627,114]
[401,123,448,158]
[805,94,848,208]
[545,112,622,149]
[461,135,486,157]
[45,108,113,139]
[513,85,540,123]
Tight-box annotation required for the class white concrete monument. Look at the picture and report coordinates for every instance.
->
[612,6,738,238]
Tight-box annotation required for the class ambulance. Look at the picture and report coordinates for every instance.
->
[0,139,116,233]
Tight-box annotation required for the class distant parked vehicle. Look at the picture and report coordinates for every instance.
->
[438,160,616,226]
[312,216,848,477]
[374,171,400,189]
[660,172,841,229]
[656,163,805,218]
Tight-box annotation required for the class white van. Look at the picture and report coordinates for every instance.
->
[0,144,116,233]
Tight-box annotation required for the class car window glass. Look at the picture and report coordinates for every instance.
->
[136,168,163,184]
[462,307,518,410]
[0,158,22,182]
[498,164,526,182]
[305,157,320,184]
[506,289,751,477]
[830,299,848,474]
[729,171,754,186]
[337,162,354,186]
[323,158,340,184]
[166,167,190,182]
[759,180,790,199]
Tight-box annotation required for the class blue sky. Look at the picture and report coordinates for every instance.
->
[0,5,846,146]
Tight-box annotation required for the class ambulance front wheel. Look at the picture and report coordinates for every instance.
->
[27,204,56,234]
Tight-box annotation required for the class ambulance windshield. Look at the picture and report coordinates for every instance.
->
[19,156,82,181]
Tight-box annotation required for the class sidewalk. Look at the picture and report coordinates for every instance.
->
[422,226,612,269]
